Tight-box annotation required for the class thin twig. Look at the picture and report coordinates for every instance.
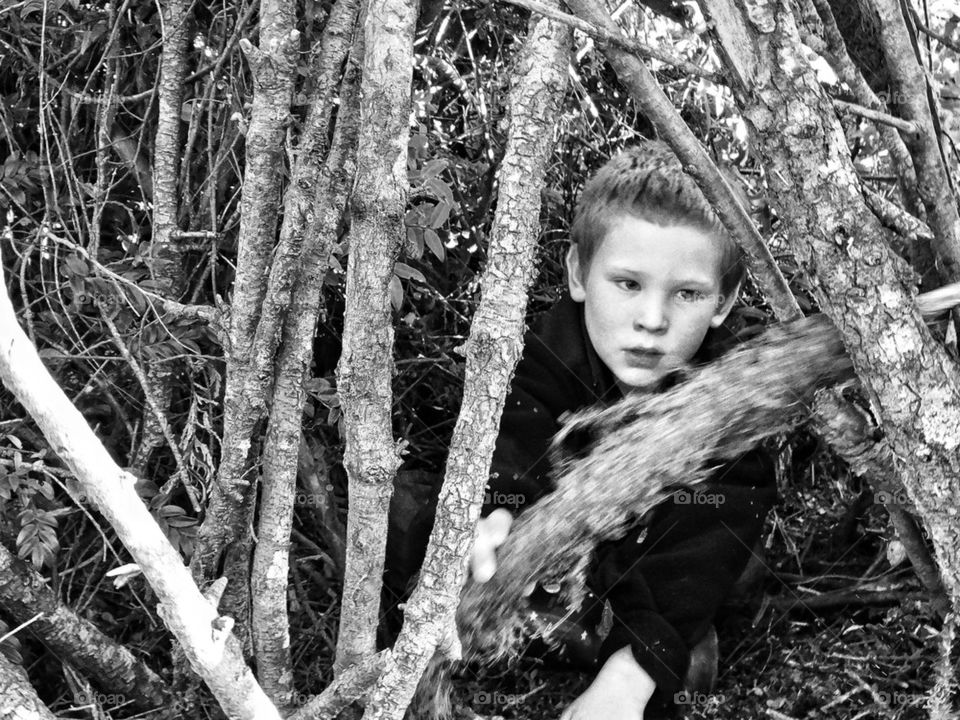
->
[45,232,224,337]
[833,97,920,134]
[911,10,960,54]
[98,310,199,512]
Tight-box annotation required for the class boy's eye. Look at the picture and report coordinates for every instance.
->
[677,289,705,302]
[616,279,641,291]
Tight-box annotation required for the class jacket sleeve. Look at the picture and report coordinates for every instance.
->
[589,448,777,698]
[482,335,601,516]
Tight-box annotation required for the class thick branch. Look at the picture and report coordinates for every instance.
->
[458,316,853,657]
[0,653,56,720]
[0,543,169,707]
[701,0,960,616]
[149,0,189,297]
[333,0,415,672]
[252,34,362,706]
[193,0,360,603]
[363,12,571,720]
[0,270,281,720]
[869,0,960,282]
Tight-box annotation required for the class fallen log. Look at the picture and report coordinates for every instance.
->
[456,313,855,659]
[455,280,960,659]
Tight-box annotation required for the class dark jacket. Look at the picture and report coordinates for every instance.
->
[482,293,777,699]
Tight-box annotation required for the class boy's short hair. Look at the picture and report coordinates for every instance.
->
[570,141,746,298]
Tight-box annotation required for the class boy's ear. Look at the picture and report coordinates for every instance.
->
[566,245,586,302]
[709,282,740,328]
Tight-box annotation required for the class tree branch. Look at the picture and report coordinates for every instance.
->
[364,11,571,720]
[458,315,854,658]
[700,0,960,619]
[0,266,282,719]
[252,20,362,706]
[869,0,960,282]
[0,543,169,707]
[192,0,360,633]
[333,0,415,674]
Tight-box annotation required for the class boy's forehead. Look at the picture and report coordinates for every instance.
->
[596,216,726,280]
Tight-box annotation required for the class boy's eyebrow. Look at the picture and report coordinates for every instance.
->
[606,266,716,287]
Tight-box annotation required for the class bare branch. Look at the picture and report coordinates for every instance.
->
[870,0,960,282]
[0,266,282,719]
[0,543,169,707]
[832,97,920,134]
[252,22,362,706]
[334,0,415,673]
[363,11,571,719]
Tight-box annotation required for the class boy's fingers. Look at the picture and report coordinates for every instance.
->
[486,508,513,545]
[471,547,496,583]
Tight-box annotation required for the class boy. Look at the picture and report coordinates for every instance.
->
[385,141,776,718]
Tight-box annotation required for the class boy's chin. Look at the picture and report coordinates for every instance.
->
[614,369,663,394]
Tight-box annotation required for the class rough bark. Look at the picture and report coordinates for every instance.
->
[811,389,949,615]
[0,653,56,720]
[333,0,417,673]
[189,0,298,659]
[193,0,359,613]
[806,0,925,224]
[868,0,960,283]
[149,0,189,295]
[564,0,802,322]
[700,0,960,612]
[458,315,853,656]
[132,0,193,519]
[289,652,386,720]
[0,544,168,707]
[251,37,362,706]
[362,13,571,720]
[0,269,281,720]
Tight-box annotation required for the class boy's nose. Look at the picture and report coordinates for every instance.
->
[633,296,669,333]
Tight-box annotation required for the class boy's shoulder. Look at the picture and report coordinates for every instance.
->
[519,294,617,406]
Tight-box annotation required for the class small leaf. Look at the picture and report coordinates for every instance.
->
[393,262,426,284]
[424,229,445,261]
[388,275,403,311]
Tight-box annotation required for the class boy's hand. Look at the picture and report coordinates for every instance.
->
[559,646,656,720]
[470,508,513,583]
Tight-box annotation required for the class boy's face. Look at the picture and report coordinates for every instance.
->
[567,215,737,393]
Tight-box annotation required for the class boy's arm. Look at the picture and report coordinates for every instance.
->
[589,448,777,699]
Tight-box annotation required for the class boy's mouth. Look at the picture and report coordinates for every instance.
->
[624,347,664,369]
